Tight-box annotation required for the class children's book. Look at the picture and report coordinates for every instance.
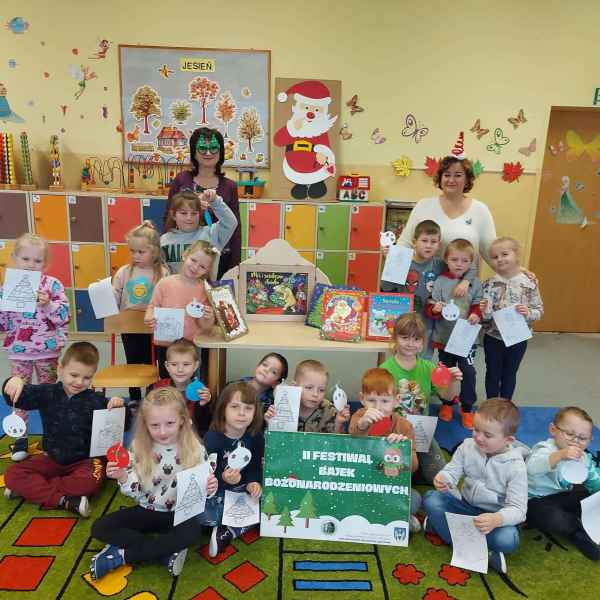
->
[320,289,367,343]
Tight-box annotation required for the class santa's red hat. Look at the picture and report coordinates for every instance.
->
[277,80,331,106]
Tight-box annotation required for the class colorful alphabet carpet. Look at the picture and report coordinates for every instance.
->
[0,432,598,600]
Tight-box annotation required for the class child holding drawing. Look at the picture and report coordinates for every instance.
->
[3,342,124,517]
[145,240,216,378]
[480,236,543,400]
[0,233,70,461]
[90,387,217,580]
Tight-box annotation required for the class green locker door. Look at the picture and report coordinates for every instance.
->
[316,251,347,286]
[239,202,248,248]
[317,204,350,251]
[65,288,76,333]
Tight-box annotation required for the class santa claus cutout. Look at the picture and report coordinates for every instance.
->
[273,79,341,201]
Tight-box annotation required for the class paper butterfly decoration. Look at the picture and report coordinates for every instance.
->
[518,138,536,157]
[391,156,412,177]
[371,128,386,144]
[486,128,510,154]
[346,94,364,115]
[339,122,352,140]
[470,119,489,140]
[565,130,600,162]
[507,108,527,129]
[502,162,524,183]
[424,156,441,177]
[60,105,68,116]
[549,140,565,156]
[401,114,429,143]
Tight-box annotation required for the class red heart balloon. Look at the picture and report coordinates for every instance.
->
[107,443,130,468]
[432,364,452,388]
[368,417,393,436]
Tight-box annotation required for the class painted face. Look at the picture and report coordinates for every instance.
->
[59,359,96,397]
[181,249,212,281]
[13,244,46,271]
[165,352,199,387]
[413,233,440,260]
[395,334,424,359]
[128,238,154,268]
[472,414,512,455]
[255,356,284,389]
[146,404,183,446]
[446,249,473,277]
[173,206,201,232]
[441,163,467,195]
[224,391,256,436]
[550,413,593,451]
[361,390,398,417]
[489,241,520,278]
[297,370,328,413]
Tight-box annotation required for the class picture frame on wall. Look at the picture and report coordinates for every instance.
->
[366,293,414,341]
[238,264,316,321]
[206,283,248,341]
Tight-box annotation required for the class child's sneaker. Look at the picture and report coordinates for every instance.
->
[208,525,234,557]
[409,515,421,533]
[438,404,453,422]
[90,545,124,580]
[488,550,507,574]
[422,516,434,534]
[11,437,28,462]
[63,495,91,518]
[460,409,474,430]
[4,487,17,500]
[164,548,188,576]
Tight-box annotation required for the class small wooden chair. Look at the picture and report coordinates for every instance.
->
[92,309,159,393]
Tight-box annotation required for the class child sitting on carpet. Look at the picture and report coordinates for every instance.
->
[264,360,350,433]
[90,387,218,580]
[154,338,212,434]
[423,398,528,574]
[349,368,421,532]
[3,342,124,517]
[241,352,288,409]
[526,406,600,561]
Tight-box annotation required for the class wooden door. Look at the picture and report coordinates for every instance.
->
[32,194,68,240]
[284,204,316,250]
[317,204,350,250]
[68,195,103,243]
[529,106,600,332]
[108,196,141,242]
[349,205,384,250]
[0,192,28,238]
[248,203,281,247]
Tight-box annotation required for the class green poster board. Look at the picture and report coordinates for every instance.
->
[261,431,412,547]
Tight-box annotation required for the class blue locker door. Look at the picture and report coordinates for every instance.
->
[142,198,168,235]
[75,290,104,332]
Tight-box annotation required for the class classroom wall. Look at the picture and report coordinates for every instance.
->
[2,0,600,264]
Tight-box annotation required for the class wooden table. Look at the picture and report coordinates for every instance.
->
[195,321,390,398]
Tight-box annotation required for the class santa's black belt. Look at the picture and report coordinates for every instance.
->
[286,141,313,152]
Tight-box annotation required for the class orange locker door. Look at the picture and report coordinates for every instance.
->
[347,252,381,292]
[109,244,132,278]
[32,194,68,241]
[349,205,384,251]
[46,243,72,287]
[72,244,107,288]
[284,204,316,250]
[108,196,142,243]
[248,203,281,247]
[0,241,15,282]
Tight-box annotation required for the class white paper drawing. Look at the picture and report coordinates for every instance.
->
[581,491,600,544]
[227,445,252,470]
[444,319,481,358]
[381,246,414,285]
[446,512,488,573]
[559,459,588,484]
[90,408,126,457]
[88,276,119,319]
[174,462,210,526]
[406,415,438,452]
[332,383,348,411]
[0,268,41,313]
[268,384,301,432]
[222,490,260,528]
[492,306,532,347]
[154,307,185,342]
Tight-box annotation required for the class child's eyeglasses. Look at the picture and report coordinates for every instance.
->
[554,424,592,443]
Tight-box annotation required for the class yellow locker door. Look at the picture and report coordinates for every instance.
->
[299,251,315,264]
[32,194,68,240]
[0,240,15,281]
[284,204,316,250]
[72,244,107,288]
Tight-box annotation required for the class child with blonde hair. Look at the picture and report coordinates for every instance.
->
[0,233,69,460]
[480,236,543,400]
[90,387,217,580]
[113,221,169,408]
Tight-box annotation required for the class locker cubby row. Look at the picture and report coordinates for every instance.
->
[0,191,391,332]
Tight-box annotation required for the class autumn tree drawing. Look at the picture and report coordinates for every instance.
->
[296,491,318,528]
[170,100,192,124]
[237,107,264,152]
[189,77,220,125]
[130,85,161,134]
[215,91,237,138]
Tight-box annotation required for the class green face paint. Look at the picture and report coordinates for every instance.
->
[196,134,220,155]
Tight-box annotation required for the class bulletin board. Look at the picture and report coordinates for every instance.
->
[118,45,270,168]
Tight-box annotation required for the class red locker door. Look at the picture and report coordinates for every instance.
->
[347,252,380,292]
[349,205,384,251]
[46,243,72,287]
[248,203,281,247]
[108,196,142,243]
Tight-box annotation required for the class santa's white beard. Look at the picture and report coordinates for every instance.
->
[288,106,337,138]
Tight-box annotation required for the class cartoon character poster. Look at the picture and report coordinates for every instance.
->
[245,271,308,316]
[119,45,270,168]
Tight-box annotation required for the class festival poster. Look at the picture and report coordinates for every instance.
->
[261,432,412,547]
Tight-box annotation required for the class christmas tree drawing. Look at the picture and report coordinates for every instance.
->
[225,494,253,525]
[8,275,36,310]
[296,491,318,528]
[272,393,294,431]
[411,420,428,451]
[277,505,294,533]
[262,491,277,520]
[177,474,203,517]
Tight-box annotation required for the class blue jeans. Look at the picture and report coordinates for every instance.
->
[194,486,249,537]
[483,335,527,400]
[423,490,519,554]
